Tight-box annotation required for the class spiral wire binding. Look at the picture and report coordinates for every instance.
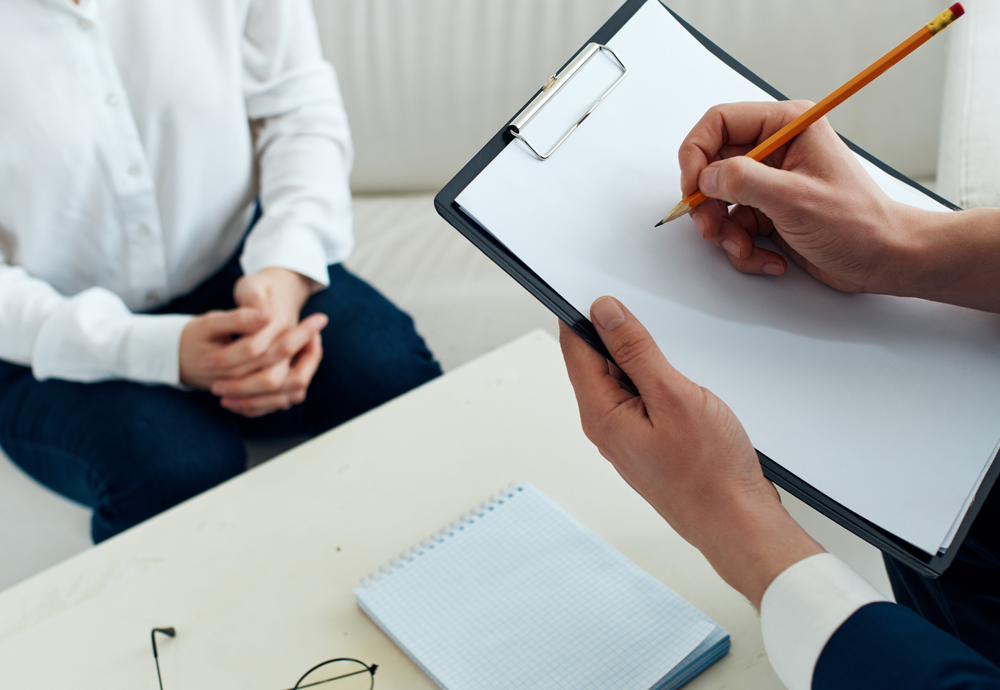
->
[358,482,526,587]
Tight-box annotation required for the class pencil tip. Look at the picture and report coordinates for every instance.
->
[657,201,691,226]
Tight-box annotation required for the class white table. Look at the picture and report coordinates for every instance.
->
[0,331,798,688]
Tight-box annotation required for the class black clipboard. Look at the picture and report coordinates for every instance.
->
[434,0,999,578]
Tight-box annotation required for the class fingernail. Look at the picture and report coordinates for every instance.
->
[762,262,785,275]
[700,166,719,195]
[592,297,626,331]
[691,210,707,237]
[722,239,740,258]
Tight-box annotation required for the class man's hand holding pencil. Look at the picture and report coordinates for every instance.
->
[657,2,964,227]
[676,97,1000,314]
[676,100,903,294]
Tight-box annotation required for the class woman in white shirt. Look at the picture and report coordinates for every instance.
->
[0,0,440,542]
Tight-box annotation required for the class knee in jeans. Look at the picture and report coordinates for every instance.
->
[91,436,245,543]
[109,432,245,507]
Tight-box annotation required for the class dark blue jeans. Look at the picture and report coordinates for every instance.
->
[0,257,441,543]
[884,482,1000,667]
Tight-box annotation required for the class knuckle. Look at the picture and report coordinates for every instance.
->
[274,341,294,360]
[266,370,285,389]
[728,253,753,274]
[239,340,258,360]
[580,416,604,446]
[697,212,720,241]
[719,158,748,195]
[705,104,725,121]
[249,339,269,358]
[790,99,815,114]
[610,334,654,371]
[239,309,260,327]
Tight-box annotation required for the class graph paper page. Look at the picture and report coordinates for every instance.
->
[355,484,723,689]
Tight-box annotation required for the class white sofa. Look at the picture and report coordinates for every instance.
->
[2,0,996,592]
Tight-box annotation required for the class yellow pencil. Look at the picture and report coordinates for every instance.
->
[656,3,965,227]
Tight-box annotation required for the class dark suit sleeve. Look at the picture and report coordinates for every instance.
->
[814,602,1000,690]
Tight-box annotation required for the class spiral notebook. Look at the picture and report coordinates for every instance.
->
[354,483,729,689]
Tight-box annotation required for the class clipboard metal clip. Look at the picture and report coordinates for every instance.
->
[508,43,627,160]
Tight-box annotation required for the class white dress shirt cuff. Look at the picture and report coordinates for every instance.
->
[124,313,193,387]
[760,553,888,690]
[32,288,191,387]
[240,226,335,287]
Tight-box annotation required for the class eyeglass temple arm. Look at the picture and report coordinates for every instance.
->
[151,627,176,690]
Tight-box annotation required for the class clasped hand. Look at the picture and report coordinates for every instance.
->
[179,268,326,417]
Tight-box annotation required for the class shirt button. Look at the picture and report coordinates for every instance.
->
[78,19,93,30]
[128,164,142,177]
[145,291,161,305]
[137,223,152,238]
[106,92,120,107]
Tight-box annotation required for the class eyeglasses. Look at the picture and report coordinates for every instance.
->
[152,627,377,690]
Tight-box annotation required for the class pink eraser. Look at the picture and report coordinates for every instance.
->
[950,3,965,18]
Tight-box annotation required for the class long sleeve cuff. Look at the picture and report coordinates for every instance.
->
[31,287,192,386]
[240,224,343,287]
[760,553,888,690]
[121,313,192,386]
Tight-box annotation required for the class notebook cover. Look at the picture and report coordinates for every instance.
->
[355,483,729,689]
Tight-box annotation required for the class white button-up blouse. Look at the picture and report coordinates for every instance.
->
[0,0,354,386]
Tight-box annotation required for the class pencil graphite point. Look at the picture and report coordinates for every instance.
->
[657,201,691,226]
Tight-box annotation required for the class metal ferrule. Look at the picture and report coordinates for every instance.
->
[926,8,956,35]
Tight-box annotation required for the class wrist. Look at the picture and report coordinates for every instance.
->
[875,206,1000,312]
[859,200,926,298]
[873,203,941,298]
[692,488,824,610]
[255,267,318,313]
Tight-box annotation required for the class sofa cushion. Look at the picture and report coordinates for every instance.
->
[345,194,557,371]
[936,0,1000,209]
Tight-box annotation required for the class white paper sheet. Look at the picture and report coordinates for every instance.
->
[456,0,1000,555]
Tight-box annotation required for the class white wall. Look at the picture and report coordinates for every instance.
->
[314,0,949,193]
